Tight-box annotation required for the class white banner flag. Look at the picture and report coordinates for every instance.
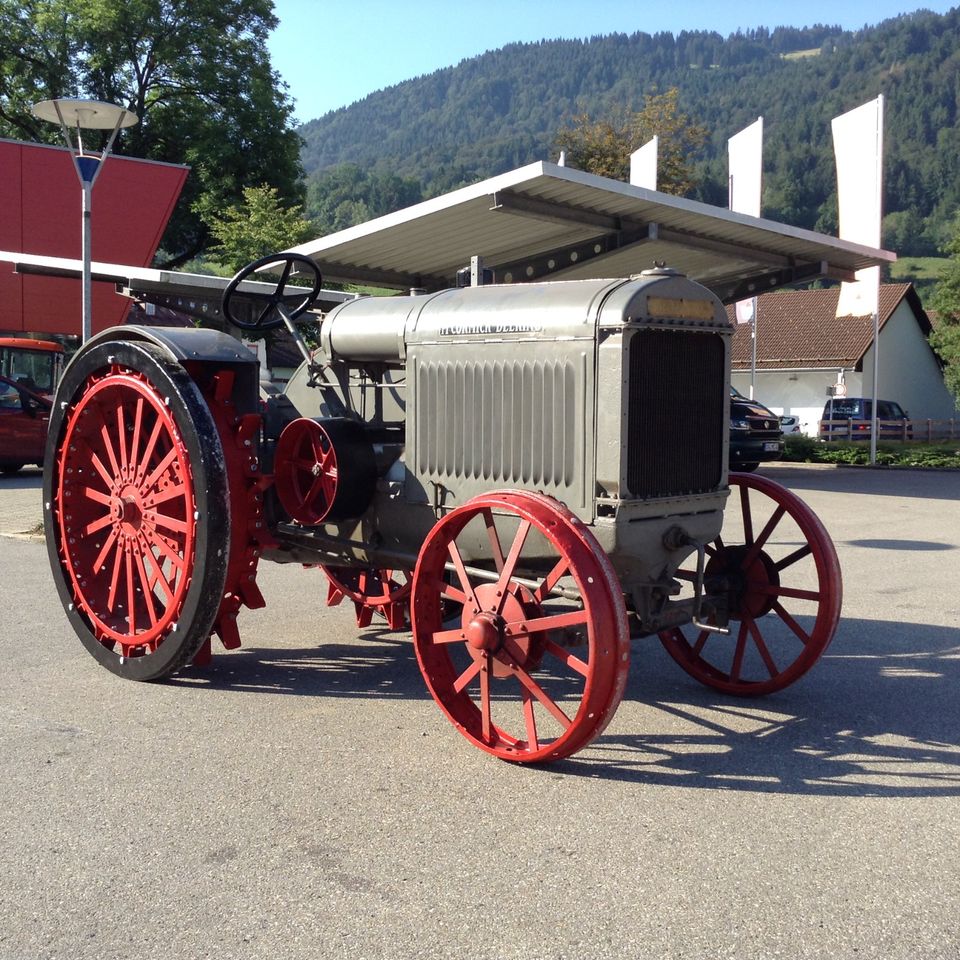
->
[728,117,763,217]
[729,117,763,325]
[832,96,883,317]
[630,136,658,190]
[735,297,756,324]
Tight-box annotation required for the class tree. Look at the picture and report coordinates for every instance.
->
[554,88,708,195]
[198,184,311,273]
[929,215,960,407]
[0,0,302,267]
[305,164,423,236]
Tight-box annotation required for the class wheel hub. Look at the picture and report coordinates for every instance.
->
[707,545,780,620]
[463,583,545,677]
[465,612,503,652]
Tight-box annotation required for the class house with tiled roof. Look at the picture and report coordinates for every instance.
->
[728,283,956,436]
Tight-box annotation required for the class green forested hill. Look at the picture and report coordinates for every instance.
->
[298,9,960,257]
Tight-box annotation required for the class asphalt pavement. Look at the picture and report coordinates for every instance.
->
[1,462,959,960]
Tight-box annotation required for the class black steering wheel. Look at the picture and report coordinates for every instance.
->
[221,253,323,331]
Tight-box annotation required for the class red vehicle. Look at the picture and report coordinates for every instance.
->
[0,338,64,473]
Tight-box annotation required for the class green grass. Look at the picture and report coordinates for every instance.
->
[781,48,821,60]
[889,257,950,282]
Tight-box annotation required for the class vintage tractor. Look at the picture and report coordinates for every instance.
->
[43,254,841,763]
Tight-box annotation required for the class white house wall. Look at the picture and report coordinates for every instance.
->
[860,300,958,421]
[732,296,958,437]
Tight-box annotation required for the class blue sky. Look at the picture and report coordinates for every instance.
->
[267,1,957,123]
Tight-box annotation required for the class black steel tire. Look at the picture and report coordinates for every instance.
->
[43,340,231,681]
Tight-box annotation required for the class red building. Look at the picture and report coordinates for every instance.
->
[0,138,187,336]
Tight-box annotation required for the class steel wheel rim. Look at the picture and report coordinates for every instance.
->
[412,491,630,763]
[659,472,842,695]
[324,566,412,610]
[55,368,197,655]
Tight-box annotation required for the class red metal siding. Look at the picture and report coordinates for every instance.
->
[1,139,187,335]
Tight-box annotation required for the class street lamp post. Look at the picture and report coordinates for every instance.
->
[31,99,138,343]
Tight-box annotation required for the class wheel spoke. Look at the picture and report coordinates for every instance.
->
[479,653,493,744]
[145,482,187,508]
[447,540,480,611]
[106,540,123,612]
[493,519,531,614]
[277,258,293,293]
[521,687,540,751]
[453,657,483,693]
[754,582,821,602]
[482,508,506,572]
[739,484,753,544]
[82,485,113,508]
[428,626,468,645]
[439,579,467,606]
[129,398,144,469]
[135,417,164,485]
[125,548,136,636]
[775,543,813,572]
[142,446,178,494]
[772,601,812,645]
[256,301,275,327]
[746,614,780,678]
[92,528,120,574]
[509,608,589,636]
[501,646,573,730]
[743,505,786,568]
[84,512,113,536]
[729,620,748,683]
[132,545,159,627]
[144,509,189,535]
[544,638,590,677]
[145,529,185,573]
[99,417,121,477]
[89,450,114,490]
[533,556,570,603]
[116,404,129,472]
[692,629,710,656]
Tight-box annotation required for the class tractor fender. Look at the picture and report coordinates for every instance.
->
[74,324,261,414]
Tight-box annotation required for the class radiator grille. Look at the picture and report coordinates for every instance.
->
[416,358,579,488]
[626,329,724,498]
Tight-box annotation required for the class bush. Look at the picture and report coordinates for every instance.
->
[781,435,960,468]
[782,434,820,462]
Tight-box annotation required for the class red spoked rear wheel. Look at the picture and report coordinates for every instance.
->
[323,565,412,630]
[658,472,842,695]
[44,341,230,681]
[411,491,630,763]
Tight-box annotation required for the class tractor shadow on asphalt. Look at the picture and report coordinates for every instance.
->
[172,624,431,702]
[563,614,960,797]
[174,611,960,798]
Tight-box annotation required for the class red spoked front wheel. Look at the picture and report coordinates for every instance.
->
[411,491,630,763]
[44,341,230,680]
[659,473,842,695]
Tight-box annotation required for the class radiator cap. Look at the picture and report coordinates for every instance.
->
[636,263,686,278]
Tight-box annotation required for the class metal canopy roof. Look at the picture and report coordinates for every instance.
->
[291,161,895,302]
[0,251,355,326]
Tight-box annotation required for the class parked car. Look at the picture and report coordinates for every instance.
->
[729,387,784,471]
[0,338,63,473]
[780,414,802,435]
[819,397,911,440]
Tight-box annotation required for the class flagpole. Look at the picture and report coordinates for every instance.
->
[869,95,884,466]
